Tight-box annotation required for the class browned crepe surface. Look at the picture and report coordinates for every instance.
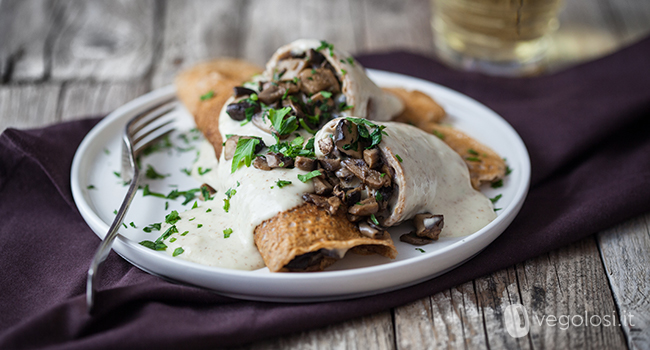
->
[175,59,262,155]
[254,203,397,272]
[384,87,506,189]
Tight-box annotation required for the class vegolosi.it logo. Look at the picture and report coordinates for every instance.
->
[504,303,530,338]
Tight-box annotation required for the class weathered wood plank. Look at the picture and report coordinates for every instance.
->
[0,84,61,131]
[245,311,395,350]
[598,214,650,350]
[240,0,357,67]
[0,0,52,81]
[353,0,435,54]
[50,0,155,81]
[58,81,149,122]
[151,0,247,88]
[394,281,489,349]
[517,238,627,349]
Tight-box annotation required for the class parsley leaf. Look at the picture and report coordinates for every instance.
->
[267,107,297,136]
[173,247,184,257]
[142,184,166,198]
[275,179,292,188]
[143,223,162,233]
[432,130,445,140]
[197,167,212,175]
[297,170,322,183]
[200,90,215,100]
[165,210,181,225]
[139,240,167,251]
[231,138,261,173]
[491,179,504,189]
[145,164,169,179]
[223,228,233,238]
[490,194,502,204]
[395,154,403,162]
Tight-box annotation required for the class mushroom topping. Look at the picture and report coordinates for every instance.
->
[399,232,434,246]
[327,196,344,215]
[343,187,362,206]
[306,49,325,68]
[319,158,341,171]
[273,58,307,81]
[334,119,362,158]
[265,152,294,168]
[312,176,333,195]
[251,112,277,136]
[298,68,341,95]
[318,137,334,156]
[302,193,342,215]
[295,156,316,171]
[252,156,271,171]
[363,149,382,169]
[348,197,379,216]
[358,221,384,239]
[257,84,283,105]
[226,99,260,121]
[413,214,444,240]
[233,86,257,98]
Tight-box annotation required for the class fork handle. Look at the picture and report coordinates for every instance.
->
[86,170,140,313]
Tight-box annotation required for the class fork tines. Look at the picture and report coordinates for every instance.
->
[127,99,178,154]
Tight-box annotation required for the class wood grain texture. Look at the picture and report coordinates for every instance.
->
[598,214,650,350]
[244,311,395,350]
[58,81,149,121]
[152,0,247,88]
[49,0,155,81]
[0,84,61,131]
[0,0,52,81]
[240,0,358,68]
[517,238,627,349]
[352,0,435,54]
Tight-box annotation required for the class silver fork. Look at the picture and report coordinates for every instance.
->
[86,97,178,313]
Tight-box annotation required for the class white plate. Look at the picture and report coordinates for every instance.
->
[71,70,531,302]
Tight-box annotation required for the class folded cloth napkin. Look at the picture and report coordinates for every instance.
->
[1,37,649,349]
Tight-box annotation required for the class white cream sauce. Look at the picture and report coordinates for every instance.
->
[315,119,496,238]
[162,101,314,270]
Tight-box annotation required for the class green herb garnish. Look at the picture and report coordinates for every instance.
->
[490,194,502,204]
[223,228,233,238]
[432,130,445,140]
[165,210,181,225]
[416,248,426,253]
[145,165,169,179]
[370,214,379,225]
[395,154,403,162]
[87,185,95,190]
[275,179,292,188]
[491,179,504,189]
[173,247,184,257]
[297,170,322,183]
[142,184,167,198]
[465,156,481,162]
[197,224,203,228]
[200,90,215,100]
[231,137,261,173]
[143,223,162,233]
[139,240,167,251]
[129,222,137,228]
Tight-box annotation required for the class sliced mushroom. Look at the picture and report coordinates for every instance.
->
[295,156,316,171]
[343,187,362,207]
[302,193,329,208]
[326,196,344,215]
[363,149,382,169]
[233,86,257,98]
[226,100,260,121]
[252,112,275,135]
[223,136,239,161]
[265,152,294,168]
[257,84,284,105]
[319,158,341,171]
[399,232,434,246]
[334,119,362,158]
[312,177,333,195]
[348,197,379,216]
[318,137,334,156]
[253,156,271,171]
[413,214,444,240]
[347,214,363,222]
[298,67,341,95]
[274,58,307,81]
[358,221,384,239]
[306,49,325,68]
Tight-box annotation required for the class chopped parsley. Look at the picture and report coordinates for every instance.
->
[375,192,383,201]
[491,179,504,189]
[189,217,195,221]
[231,137,261,173]
[143,223,162,233]
[165,210,181,225]
[173,247,184,257]
[490,194,502,204]
[200,90,215,100]
[465,156,481,162]
[169,237,176,243]
[197,224,203,228]
[346,57,355,65]
[197,167,212,175]
[223,228,233,238]
[506,166,513,175]
[432,130,445,140]
[165,201,169,210]
[416,248,426,253]
[370,214,379,225]
[494,208,502,212]
[345,117,388,149]
[297,170,322,183]
[104,148,110,155]
[200,184,213,201]
[395,154,403,162]
[113,209,118,215]
[139,240,167,251]
[341,69,347,75]
[275,179,292,188]
[122,223,128,229]
[181,168,192,176]
[87,185,96,190]
[320,91,332,99]
[206,208,212,213]
[129,222,137,228]
[468,149,479,156]
[145,164,169,179]
[142,184,166,198]
[267,107,298,136]
[159,225,178,241]
[223,187,237,212]
[316,40,334,56]
[113,171,121,178]
[192,201,198,209]
[181,231,189,236]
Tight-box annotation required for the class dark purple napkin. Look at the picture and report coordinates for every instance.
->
[1,37,650,349]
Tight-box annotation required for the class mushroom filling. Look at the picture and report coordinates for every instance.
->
[303,118,395,237]
[226,48,351,140]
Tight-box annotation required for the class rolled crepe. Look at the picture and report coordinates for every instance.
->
[262,39,403,122]
[315,118,496,238]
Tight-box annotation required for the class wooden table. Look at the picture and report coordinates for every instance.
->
[1,1,648,349]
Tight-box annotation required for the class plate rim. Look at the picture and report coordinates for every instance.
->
[70,69,531,301]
